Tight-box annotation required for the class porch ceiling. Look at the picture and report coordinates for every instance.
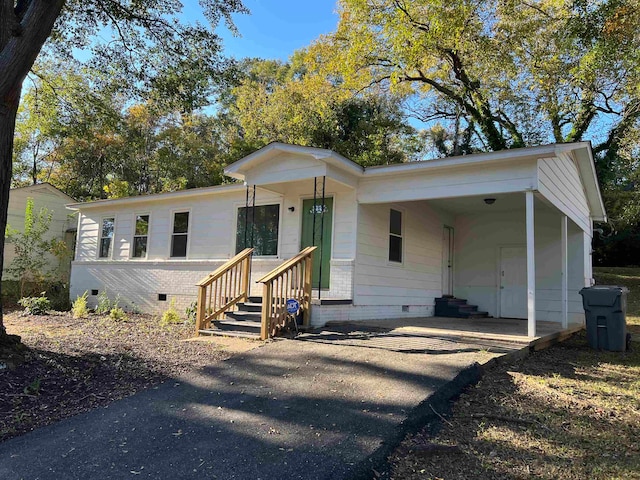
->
[427,192,555,215]
[255,176,354,195]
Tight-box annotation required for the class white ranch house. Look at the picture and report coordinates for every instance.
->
[68,142,605,339]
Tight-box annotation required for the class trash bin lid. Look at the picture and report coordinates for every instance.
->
[579,285,629,307]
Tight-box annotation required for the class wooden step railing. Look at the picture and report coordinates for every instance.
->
[195,248,254,334]
[257,246,316,340]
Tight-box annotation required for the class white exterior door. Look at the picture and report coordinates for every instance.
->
[442,226,454,296]
[500,246,528,319]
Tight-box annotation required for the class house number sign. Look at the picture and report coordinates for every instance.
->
[309,204,328,214]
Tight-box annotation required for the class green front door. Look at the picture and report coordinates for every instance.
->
[301,197,333,289]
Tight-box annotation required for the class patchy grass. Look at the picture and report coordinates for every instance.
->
[594,266,640,332]
[387,267,640,480]
[1,311,259,442]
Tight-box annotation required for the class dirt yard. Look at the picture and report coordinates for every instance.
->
[386,267,640,479]
[0,311,259,442]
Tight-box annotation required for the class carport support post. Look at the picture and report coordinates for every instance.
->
[526,191,536,337]
[561,215,568,329]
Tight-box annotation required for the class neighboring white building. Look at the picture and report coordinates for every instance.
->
[68,142,606,337]
[4,183,76,280]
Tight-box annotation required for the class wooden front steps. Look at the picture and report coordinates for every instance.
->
[199,296,263,339]
[434,296,489,319]
[198,296,355,339]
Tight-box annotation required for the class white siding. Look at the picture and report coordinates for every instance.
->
[71,182,358,311]
[354,201,453,313]
[358,160,537,204]
[454,207,586,324]
[537,155,591,233]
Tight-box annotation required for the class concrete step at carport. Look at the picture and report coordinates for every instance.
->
[434,297,489,319]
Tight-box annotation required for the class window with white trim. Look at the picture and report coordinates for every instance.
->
[132,214,149,258]
[99,217,115,258]
[389,209,403,263]
[171,211,189,258]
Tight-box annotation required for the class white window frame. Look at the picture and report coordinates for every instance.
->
[232,201,282,258]
[97,215,116,260]
[169,208,191,259]
[131,212,151,259]
[388,207,404,265]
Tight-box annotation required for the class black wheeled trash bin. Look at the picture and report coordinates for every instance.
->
[579,286,629,352]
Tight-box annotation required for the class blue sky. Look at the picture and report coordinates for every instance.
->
[215,0,340,61]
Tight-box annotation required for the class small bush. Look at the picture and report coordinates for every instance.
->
[47,282,70,311]
[18,293,50,315]
[72,291,89,319]
[95,290,111,314]
[185,301,197,325]
[161,299,182,326]
[109,306,128,321]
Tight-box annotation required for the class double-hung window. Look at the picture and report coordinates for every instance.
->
[171,211,189,258]
[99,217,115,258]
[132,214,149,258]
[236,204,280,256]
[389,209,403,263]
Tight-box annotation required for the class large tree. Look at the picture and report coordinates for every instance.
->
[222,56,417,166]
[320,0,639,152]
[0,0,246,354]
[315,0,640,261]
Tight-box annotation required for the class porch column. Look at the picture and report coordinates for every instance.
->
[526,191,536,337]
[561,215,568,329]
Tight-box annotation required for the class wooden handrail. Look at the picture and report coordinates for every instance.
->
[256,246,317,283]
[196,248,254,286]
[258,246,316,340]
[195,248,254,334]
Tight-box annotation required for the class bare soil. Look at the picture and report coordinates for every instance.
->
[0,311,259,442]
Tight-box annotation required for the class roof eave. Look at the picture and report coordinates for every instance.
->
[66,184,245,210]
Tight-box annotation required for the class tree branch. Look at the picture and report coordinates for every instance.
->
[566,93,597,142]
[594,99,640,155]
[392,0,430,34]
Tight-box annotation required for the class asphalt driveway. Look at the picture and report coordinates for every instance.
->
[0,326,518,479]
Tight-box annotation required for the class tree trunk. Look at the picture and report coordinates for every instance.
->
[0,0,67,356]
[0,84,20,336]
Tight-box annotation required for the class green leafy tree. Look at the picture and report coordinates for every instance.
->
[320,0,639,154]
[0,0,247,348]
[5,198,65,297]
[316,0,640,262]
[223,57,416,166]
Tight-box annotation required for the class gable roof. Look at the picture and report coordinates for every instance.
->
[224,142,365,180]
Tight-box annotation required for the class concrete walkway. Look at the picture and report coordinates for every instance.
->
[0,327,534,480]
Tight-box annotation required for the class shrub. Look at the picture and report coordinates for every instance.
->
[72,291,89,319]
[185,301,197,325]
[161,299,182,326]
[46,282,70,311]
[18,293,50,315]
[95,290,111,314]
[109,306,128,321]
